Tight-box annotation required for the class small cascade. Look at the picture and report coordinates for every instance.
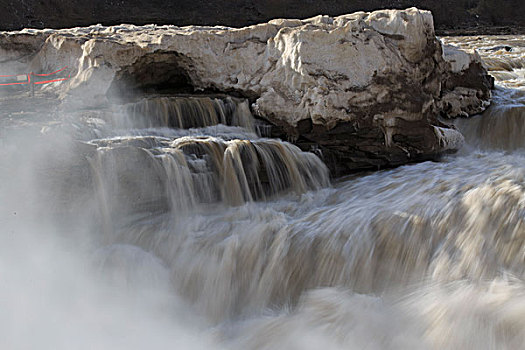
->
[112,96,255,131]
[88,136,330,217]
[254,120,273,138]
[454,93,525,150]
[483,55,525,72]
[87,143,170,233]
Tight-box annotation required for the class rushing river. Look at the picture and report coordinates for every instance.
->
[1,35,525,349]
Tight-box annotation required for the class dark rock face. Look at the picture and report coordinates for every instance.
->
[269,111,455,177]
[295,119,445,176]
[440,60,494,117]
[0,0,523,32]
[443,61,494,99]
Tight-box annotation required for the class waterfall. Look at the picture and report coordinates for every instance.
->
[112,96,255,130]
[5,35,525,350]
[88,136,329,214]
[455,98,525,150]
[83,94,329,223]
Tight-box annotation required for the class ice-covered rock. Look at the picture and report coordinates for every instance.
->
[0,7,491,174]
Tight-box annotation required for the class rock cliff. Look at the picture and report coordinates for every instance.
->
[0,7,492,175]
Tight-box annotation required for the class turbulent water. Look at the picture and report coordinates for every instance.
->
[1,35,525,349]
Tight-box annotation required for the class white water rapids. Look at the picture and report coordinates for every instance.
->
[1,35,525,349]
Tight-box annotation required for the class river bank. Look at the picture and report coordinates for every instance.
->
[437,25,525,36]
[1,0,523,33]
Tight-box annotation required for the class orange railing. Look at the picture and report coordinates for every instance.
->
[0,67,70,87]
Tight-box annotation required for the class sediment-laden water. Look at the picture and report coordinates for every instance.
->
[1,36,525,349]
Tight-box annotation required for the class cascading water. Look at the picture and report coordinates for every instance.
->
[113,96,255,130]
[86,96,329,220]
[3,36,525,349]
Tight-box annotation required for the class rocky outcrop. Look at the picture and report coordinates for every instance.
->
[0,8,492,175]
[439,45,494,118]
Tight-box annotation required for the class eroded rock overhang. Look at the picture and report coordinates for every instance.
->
[0,7,493,176]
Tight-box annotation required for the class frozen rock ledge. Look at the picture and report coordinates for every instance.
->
[0,7,491,175]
